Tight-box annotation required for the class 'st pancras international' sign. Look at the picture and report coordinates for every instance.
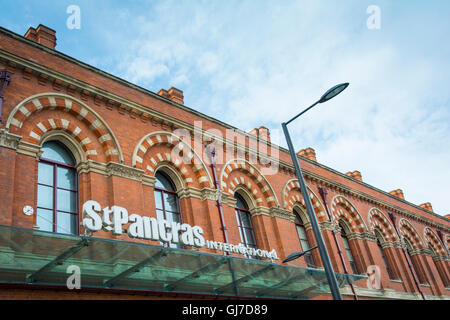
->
[82,200,279,260]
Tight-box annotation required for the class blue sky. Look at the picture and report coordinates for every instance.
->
[2,1,450,216]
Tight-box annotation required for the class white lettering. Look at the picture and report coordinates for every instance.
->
[159,220,172,243]
[180,223,194,246]
[112,206,128,235]
[128,214,144,238]
[82,200,102,232]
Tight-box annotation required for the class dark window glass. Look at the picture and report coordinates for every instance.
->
[154,171,182,248]
[294,212,315,268]
[37,141,78,235]
[340,222,358,274]
[405,238,428,284]
[375,230,396,280]
[235,193,257,258]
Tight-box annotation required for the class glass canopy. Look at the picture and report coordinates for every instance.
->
[0,225,366,299]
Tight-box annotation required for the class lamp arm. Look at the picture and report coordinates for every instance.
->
[285,100,320,125]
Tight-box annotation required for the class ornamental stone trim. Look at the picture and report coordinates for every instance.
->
[0,129,21,150]
[249,206,271,217]
[16,140,43,160]
[105,162,145,181]
[269,207,293,221]
[318,221,336,232]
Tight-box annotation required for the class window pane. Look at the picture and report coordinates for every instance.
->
[244,228,256,246]
[239,211,252,228]
[235,193,248,210]
[305,253,315,267]
[57,167,76,190]
[38,163,53,186]
[57,189,77,212]
[56,212,77,235]
[163,193,178,212]
[156,209,165,220]
[36,208,53,232]
[154,191,163,210]
[37,185,53,209]
[296,225,307,241]
[41,141,75,165]
[300,239,310,251]
[171,212,181,223]
[155,171,175,191]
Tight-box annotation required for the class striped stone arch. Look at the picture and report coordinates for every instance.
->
[446,234,450,252]
[330,195,368,233]
[398,218,424,250]
[368,208,399,242]
[281,179,328,222]
[423,227,447,256]
[132,131,213,188]
[5,93,123,162]
[219,159,279,208]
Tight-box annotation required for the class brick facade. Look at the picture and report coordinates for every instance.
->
[0,25,449,300]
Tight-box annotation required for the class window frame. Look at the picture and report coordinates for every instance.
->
[234,193,257,253]
[37,143,79,235]
[339,222,359,274]
[153,171,183,248]
[294,212,315,268]
[374,229,397,280]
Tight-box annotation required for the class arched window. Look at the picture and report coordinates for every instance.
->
[294,211,315,268]
[374,229,396,280]
[404,238,428,285]
[339,221,359,274]
[37,141,78,235]
[235,193,257,257]
[154,171,182,248]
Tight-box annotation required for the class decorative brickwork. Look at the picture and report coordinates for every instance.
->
[368,208,399,242]
[282,179,328,222]
[330,195,368,233]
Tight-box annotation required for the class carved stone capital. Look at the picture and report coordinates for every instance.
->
[201,188,219,202]
[221,193,237,208]
[319,221,336,232]
[76,160,107,175]
[361,231,378,242]
[105,162,144,181]
[177,187,202,200]
[17,140,42,160]
[249,206,271,217]
[0,129,21,150]
[269,207,293,221]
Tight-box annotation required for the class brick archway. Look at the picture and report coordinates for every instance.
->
[424,227,447,256]
[368,208,399,241]
[219,159,278,208]
[5,93,123,163]
[330,195,368,233]
[132,131,213,189]
[398,218,424,250]
[281,179,328,222]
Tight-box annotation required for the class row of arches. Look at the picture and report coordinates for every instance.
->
[6,93,449,258]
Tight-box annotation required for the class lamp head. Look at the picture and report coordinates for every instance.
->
[319,83,349,103]
[282,251,305,263]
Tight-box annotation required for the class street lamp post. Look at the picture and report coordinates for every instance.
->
[282,83,349,300]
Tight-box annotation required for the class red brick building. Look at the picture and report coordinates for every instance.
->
[0,24,448,300]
